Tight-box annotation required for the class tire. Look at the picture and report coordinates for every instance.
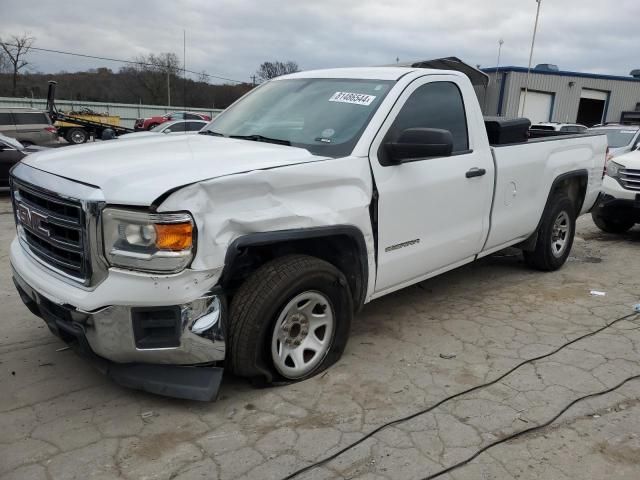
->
[20,141,34,147]
[66,128,87,144]
[524,194,576,271]
[229,254,353,385]
[591,210,635,234]
[147,123,159,130]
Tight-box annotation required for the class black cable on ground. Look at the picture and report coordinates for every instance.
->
[422,373,640,479]
[282,311,639,479]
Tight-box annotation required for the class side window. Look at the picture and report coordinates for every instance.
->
[185,113,201,120]
[385,81,469,157]
[166,122,186,132]
[0,113,14,126]
[185,121,204,131]
[14,113,49,125]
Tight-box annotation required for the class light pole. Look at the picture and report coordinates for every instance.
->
[496,38,504,75]
[520,0,543,117]
[494,38,504,116]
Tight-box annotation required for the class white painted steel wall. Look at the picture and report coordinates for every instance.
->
[0,97,223,128]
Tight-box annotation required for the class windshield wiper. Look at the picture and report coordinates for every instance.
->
[229,134,291,146]
[199,130,225,137]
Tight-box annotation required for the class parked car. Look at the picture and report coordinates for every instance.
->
[591,148,640,233]
[119,119,208,140]
[134,111,212,131]
[530,122,588,134]
[0,108,58,146]
[9,66,607,400]
[0,133,48,191]
[588,125,640,158]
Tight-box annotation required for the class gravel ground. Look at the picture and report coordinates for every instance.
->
[1,195,639,480]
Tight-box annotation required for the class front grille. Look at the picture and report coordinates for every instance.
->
[620,168,640,191]
[12,180,90,283]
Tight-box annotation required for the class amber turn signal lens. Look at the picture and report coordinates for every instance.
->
[154,223,193,251]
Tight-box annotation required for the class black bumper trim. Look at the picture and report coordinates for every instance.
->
[12,273,224,402]
[594,194,640,222]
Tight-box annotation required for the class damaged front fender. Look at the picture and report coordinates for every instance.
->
[158,156,377,302]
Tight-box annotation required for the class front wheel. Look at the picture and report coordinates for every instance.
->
[524,194,576,271]
[66,128,88,144]
[229,255,353,385]
[591,210,635,234]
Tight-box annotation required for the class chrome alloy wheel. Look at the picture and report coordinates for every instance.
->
[271,291,335,379]
[551,211,571,258]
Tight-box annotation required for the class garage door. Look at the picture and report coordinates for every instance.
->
[581,89,608,101]
[518,90,553,123]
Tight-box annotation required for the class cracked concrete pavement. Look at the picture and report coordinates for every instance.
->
[1,194,640,480]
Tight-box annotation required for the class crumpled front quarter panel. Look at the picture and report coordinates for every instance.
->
[158,156,376,300]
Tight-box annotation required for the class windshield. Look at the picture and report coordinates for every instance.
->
[201,78,394,157]
[590,128,638,148]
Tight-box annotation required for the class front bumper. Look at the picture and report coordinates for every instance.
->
[12,265,227,401]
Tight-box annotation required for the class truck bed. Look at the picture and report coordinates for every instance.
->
[482,132,607,254]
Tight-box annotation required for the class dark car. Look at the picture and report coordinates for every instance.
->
[0,134,48,192]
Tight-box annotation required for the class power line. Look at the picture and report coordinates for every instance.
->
[282,310,640,479]
[3,43,245,84]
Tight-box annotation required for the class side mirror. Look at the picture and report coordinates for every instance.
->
[163,129,172,134]
[385,128,453,163]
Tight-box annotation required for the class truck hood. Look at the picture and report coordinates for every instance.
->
[22,134,329,205]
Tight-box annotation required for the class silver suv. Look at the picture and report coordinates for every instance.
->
[0,108,58,146]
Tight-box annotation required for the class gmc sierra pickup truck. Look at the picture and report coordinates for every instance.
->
[9,67,607,400]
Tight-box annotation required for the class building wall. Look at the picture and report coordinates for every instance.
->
[482,70,640,123]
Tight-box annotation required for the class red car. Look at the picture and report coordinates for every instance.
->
[134,111,212,131]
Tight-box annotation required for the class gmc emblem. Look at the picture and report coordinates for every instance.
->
[16,203,50,237]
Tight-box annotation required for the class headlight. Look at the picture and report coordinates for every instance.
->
[606,161,623,178]
[102,208,195,273]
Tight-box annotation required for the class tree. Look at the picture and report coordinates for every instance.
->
[0,33,34,96]
[256,61,299,82]
[120,52,181,105]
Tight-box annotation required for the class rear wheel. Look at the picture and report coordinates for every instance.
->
[66,128,87,145]
[229,255,353,385]
[524,194,576,271]
[591,210,635,234]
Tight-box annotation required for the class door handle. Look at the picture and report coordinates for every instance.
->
[465,168,487,178]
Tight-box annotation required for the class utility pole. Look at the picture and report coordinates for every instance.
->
[167,66,171,106]
[183,29,186,108]
[521,0,542,117]
[250,74,257,86]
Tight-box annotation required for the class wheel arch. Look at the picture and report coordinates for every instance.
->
[221,226,369,310]
[520,169,588,252]
[536,169,588,231]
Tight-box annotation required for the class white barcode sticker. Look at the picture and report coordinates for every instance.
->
[329,92,376,106]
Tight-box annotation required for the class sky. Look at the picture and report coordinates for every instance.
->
[3,0,640,84]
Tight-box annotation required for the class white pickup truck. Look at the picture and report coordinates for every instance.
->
[9,67,607,400]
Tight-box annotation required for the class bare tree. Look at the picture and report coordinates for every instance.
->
[256,61,299,82]
[120,52,181,104]
[0,33,34,96]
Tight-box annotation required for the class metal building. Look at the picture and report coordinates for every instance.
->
[479,65,640,126]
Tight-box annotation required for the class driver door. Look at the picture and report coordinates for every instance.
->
[370,76,494,295]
